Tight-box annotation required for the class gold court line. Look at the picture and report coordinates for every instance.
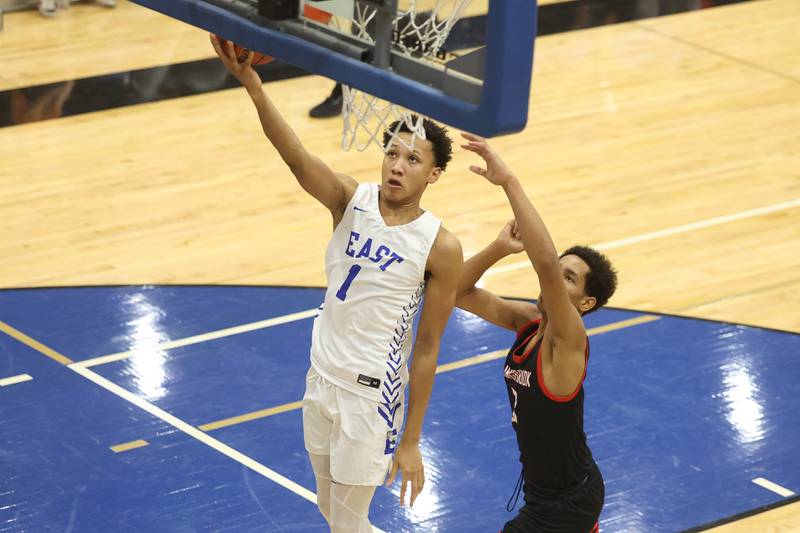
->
[435,315,662,374]
[187,315,662,438]
[0,321,73,365]
[584,315,661,335]
[110,439,150,453]
[436,349,507,374]
[0,373,34,387]
[199,401,305,432]
[74,308,319,369]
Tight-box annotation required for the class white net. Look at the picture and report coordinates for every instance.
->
[311,0,473,152]
[341,87,428,152]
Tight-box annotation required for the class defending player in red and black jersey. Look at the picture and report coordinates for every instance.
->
[457,133,618,533]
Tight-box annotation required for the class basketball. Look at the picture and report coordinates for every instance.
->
[235,45,273,66]
[215,36,273,66]
[214,5,331,68]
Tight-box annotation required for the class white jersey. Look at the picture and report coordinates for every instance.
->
[310,183,442,406]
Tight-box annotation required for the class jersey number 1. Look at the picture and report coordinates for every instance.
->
[336,264,362,301]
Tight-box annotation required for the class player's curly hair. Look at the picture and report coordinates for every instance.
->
[383,116,453,171]
[560,246,618,315]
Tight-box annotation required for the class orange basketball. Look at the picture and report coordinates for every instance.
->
[216,35,273,66]
[235,44,273,66]
[215,5,331,66]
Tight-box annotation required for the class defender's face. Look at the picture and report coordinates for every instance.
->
[536,254,596,316]
[381,133,441,202]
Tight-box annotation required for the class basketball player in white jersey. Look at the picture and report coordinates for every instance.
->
[211,37,463,532]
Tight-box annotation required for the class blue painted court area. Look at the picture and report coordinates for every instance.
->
[1,286,798,532]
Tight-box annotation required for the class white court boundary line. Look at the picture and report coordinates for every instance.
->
[71,363,390,533]
[485,198,800,278]
[752,477,796,498]
[75,308,319,368]
[0,373,33,387]
[70,364,317,501]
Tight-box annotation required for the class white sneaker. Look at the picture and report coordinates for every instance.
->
[96,0,116,7]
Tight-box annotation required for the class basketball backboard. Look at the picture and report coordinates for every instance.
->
[129,0,537,137]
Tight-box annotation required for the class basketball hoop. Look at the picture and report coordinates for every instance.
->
[323,1,474,152]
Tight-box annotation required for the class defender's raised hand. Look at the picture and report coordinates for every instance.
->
[460,132,516,186]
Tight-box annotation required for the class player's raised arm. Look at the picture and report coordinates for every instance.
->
[460,133,586,348]
[210,35,356,220]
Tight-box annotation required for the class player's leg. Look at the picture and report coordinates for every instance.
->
[308,453,334,524]
[502,463,604,533]
[328,384,404,533]
[309,82,343,118]
[303,367,337,524]
[501,502,542,533]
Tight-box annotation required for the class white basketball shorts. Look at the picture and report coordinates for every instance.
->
[302,366,404,486]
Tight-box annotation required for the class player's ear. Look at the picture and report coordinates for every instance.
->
[427,167,442,185]
[579,296,596,314]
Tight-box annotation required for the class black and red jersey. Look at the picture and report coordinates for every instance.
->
[504,319,594,498]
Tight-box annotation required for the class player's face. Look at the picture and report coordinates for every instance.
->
[381,133,441,201]
[536,255,596,316]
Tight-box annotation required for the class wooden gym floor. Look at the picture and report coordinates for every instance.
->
[1,0,798,530]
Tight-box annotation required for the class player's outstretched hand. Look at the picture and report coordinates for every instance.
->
[385,440,425,507]
[209,34,262,95]
[496,219,525,255]
[460,132,516,187]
